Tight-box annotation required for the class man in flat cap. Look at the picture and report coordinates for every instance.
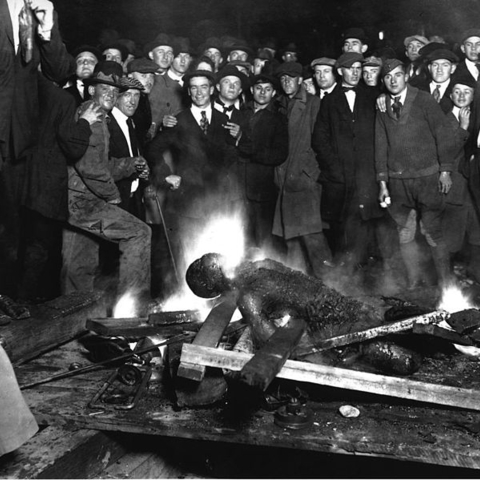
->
[145,70,238,291]
[416,49,459,114]
[404,34,430,83]
[342,27,369,54]
[362,55,383,88]
[311,57,337,101]
[127,58,158,144]
[453,29,480,84]
[313,52,389,276]
[272,61,333,278]
[64,45,102,106]
[63,61,152,306]
[375,58,456,290]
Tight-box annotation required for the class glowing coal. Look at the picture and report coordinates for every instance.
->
[438,284,477,313]
[113,291,137,318]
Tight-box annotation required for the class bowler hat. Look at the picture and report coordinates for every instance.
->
[84,61,126,89]
[336,52,365,68]
[226,43,254,59]
[381,58,405,77]
[216,65,250,91]
[311,57,336,68]
[143,33,173,56]
[101,43,129,62]
[275,61,303,77]
[172,37,195,56]
[183,69,216,86]
[127,58,159,74]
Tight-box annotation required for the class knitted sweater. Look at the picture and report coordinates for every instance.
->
[375,85,455,181]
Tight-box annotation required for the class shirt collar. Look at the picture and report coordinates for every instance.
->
[391,87,407,105]
[111,106,129,124]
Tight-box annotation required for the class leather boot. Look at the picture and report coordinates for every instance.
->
[399,241,422,288]
[430,242,453,288]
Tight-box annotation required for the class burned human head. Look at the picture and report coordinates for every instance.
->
[186,253,232,298]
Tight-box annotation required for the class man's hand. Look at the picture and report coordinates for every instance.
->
[224,122,242,139]
[376,93,387,113]
[165,175,181,190]
[162,115,177,128]
[378,180,391,207]
[78,103,103,125]
[439,171,452,194]
[134,157,149,180]
[459,106,471,130]
[28,0,54,31]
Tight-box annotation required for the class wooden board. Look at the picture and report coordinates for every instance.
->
[0,291,105,365]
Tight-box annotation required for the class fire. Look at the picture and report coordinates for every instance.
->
[113,291,137,318]
[437,284,476,313]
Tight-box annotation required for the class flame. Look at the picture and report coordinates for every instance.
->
[113,291,137,318]
[437,284,477,313]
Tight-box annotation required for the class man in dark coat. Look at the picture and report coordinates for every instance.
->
[452,29,480,86]
[0,0,73,296]
[313,52,387,272]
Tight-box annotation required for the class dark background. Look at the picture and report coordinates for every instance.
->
[53,0,480,63]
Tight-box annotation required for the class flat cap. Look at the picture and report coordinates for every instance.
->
[119,77,145,91]
[381,58,404,77]
[404,35,429,47]
[251,73,279,90]
[451,73,476,90]
[127,58,159,74]
[426,49,459,64]
[336,52,365,68]
[274,61,303,77]
[311,57,336,68]
[460,28,480,44]
[343,27,368,44]
[363,55,383,67]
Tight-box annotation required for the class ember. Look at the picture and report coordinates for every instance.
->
[438,284,477,313]
[113,291,137,318]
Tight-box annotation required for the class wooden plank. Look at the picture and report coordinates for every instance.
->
[0,291,106,365]
[177,294,237,382]
[182,344,480,411]
[0,426,128,479]
[238,318,305,391]
[297,310,450,356]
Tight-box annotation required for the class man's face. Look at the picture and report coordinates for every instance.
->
[75,52,98,80]
[461,36,480,62]
[314,65,335,90]
[116,88,141,117]
[188,76,214,108]
[171,52,193,75]
[342,38,367,54]
[338,62,362,87]
[428,59,456,84]
[217,75,242,102]
[280,74,302,97]
[103,48,122,64]
[90,83,119,112]
[405,40,424,62]
[450,84,474,108]
[149,45,174,70]
[302,78,316,94]
[128,71,155,94]
[362,66,381,86]
[251,82,275,106]
[204,48,223,69]
[282,51,298,62]
[228,49,248,62]
[383,66,408,95]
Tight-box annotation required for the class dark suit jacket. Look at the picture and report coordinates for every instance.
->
[0,1,72,161]
[145,106,235,218]
[21,75,91,221]
[415,78,453,114]
[452,60,477,90]
[312,83,382,222]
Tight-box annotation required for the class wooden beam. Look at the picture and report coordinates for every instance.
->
[0,291,105,365]
[238,318,305,391]
[181,344,480,411]
[177,293,237,382]
[297,310,450,356]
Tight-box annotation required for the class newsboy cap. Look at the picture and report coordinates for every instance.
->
[460,28,480,44]
[336,52,365,68]
[275,61,303,77]
[381,58,405,77]
[118,77,145,91]
[426,49,459,64]
[251,73,279,90]
[84,61,126,89]
[310,57,336,68]
[451,73,476,90]
[363,55,383,67]
[404,35,429,47]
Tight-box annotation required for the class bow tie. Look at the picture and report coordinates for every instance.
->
[342,86,356,93]
[216,100,235,113]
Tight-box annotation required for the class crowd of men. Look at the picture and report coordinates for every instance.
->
[4,1,480,314]
[5,0,480,458]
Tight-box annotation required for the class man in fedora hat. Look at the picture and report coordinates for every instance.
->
[63,61,152,306]
[341,27,369,54]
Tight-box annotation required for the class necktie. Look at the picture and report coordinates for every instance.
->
[342,86,356,93]
[433,84,441,103]
[127,118,139,156]
[18,0,33,63]
[392,96,402,119]
[200,111,208,135]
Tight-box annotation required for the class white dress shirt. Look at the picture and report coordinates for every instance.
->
[191,104,212,127]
